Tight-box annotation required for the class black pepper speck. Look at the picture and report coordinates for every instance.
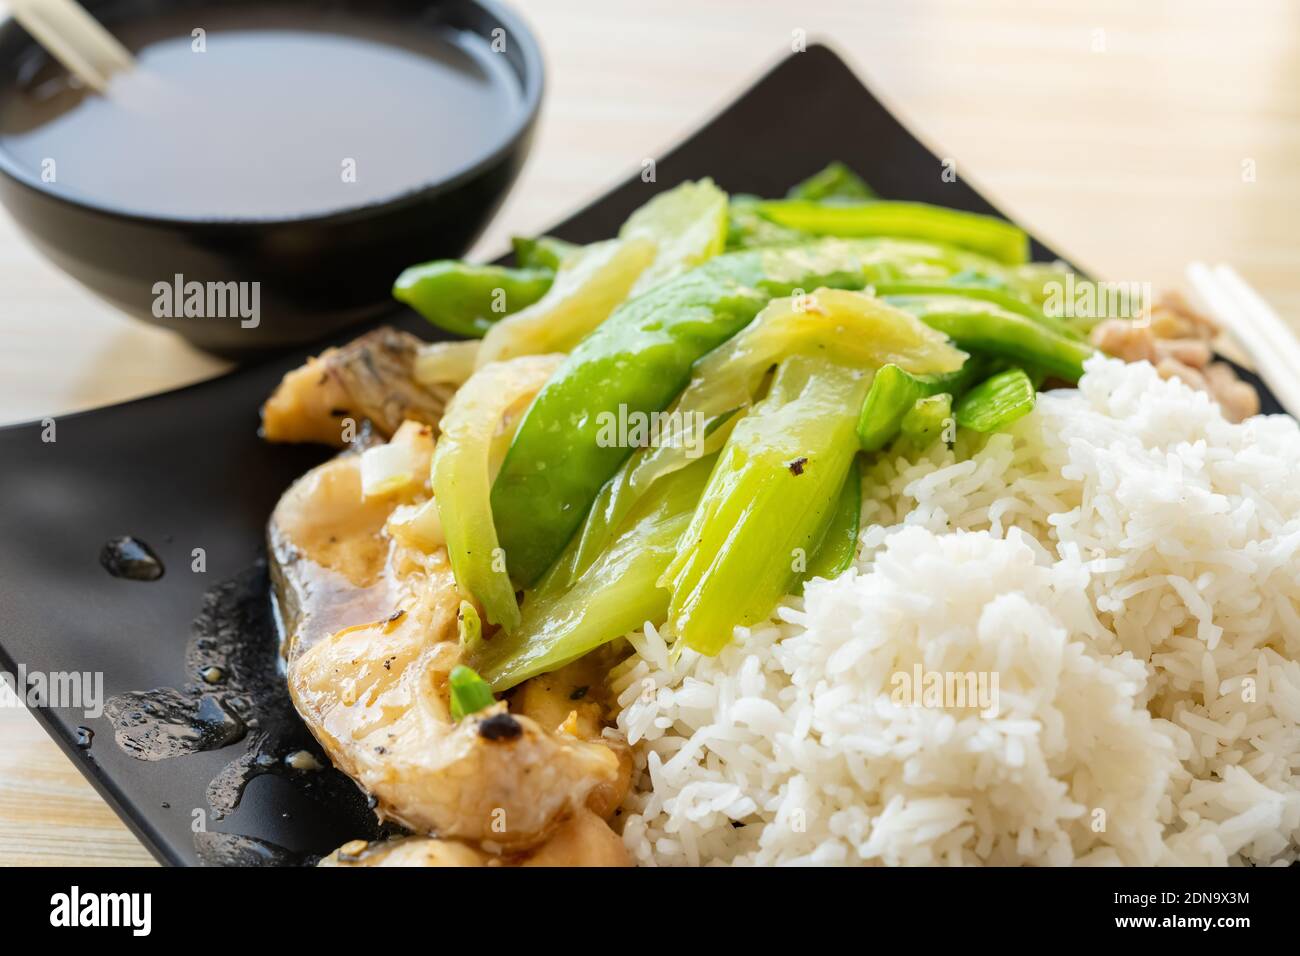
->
[478,713,523,741]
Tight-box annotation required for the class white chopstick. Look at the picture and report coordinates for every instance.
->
[1186,262,1300,417]
[9,0,134,93]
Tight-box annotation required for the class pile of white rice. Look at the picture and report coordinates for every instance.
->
[609,356,1300,865]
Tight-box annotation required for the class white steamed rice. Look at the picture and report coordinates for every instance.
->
[609,356,1300,865]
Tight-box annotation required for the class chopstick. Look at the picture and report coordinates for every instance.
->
[9,0,134,93]
[1186,262,1300,417]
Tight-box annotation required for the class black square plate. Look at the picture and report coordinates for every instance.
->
[0,44,1284,867]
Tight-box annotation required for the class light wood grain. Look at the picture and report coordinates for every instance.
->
[1,0,1297,865]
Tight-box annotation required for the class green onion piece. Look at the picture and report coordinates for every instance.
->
[457,600,482,651]
[754,200,1029,265]
[786,162,876,202]
[448,665,495,720]
[955,368,1037,433]
[900,393,954,447]
[803,457,862,585]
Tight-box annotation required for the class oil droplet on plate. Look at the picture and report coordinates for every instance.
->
[100,536,164,581]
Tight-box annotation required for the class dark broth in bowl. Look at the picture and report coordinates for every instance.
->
[0,6,524,219]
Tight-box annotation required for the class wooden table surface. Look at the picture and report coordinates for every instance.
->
[1,0,1297,865]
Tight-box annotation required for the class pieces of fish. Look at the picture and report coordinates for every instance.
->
[268,451,630,856]
[261,327,452,446]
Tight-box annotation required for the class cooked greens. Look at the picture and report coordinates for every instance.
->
[392,166,1098,683]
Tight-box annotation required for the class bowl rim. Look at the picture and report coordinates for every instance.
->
[0,0,545,228]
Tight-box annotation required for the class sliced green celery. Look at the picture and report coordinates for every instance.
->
[901,393,954,446]
[803,457,862,585]
[664,356,870,655]
[955,368,1037,433]
[856,358,987,452]
[568,289,964,584]
[471,453,716,690]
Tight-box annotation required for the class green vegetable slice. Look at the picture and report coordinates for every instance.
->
[856,359,987,452]
[568,289,965,581]
[491,238,1025,587]
[512,235,580,271]
[620,178,729,295]
[448,665,495,720]
[884,294,1095,383]
[787,162,875,202]
[754,200,1029,265]
[900,393,954,447]
[432,354,563,632]
[393,262,554,339]
[476,237,657,366]
[664,356,870,655]
[954,368,1037,433]
[471,453,715,691]
[802,456,861,585]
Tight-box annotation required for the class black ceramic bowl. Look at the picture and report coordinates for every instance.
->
[0,0,543,356]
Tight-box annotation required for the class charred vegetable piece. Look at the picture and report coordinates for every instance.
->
[753,200,1029,265]
[787,161,875,203]
[472,454,715,691]
[884,294,1095,383]
[432,355,563,632]
[955,368,1037,433]
[803,457,861,585]
[664,356,870,655]
[856,359,987,452]
[393,263,554,339]
[448,665,495,720]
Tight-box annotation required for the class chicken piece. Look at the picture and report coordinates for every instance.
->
[271,449,628,853]
[1153,337,1212,369]
[1091,294,1260,423]
[1155,356,1208,391]
[1090,318,1157,364]
[1147,290,1219,341]
[318,809,630,867]
[261,327,449,446]
[1205,362,1261,421]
